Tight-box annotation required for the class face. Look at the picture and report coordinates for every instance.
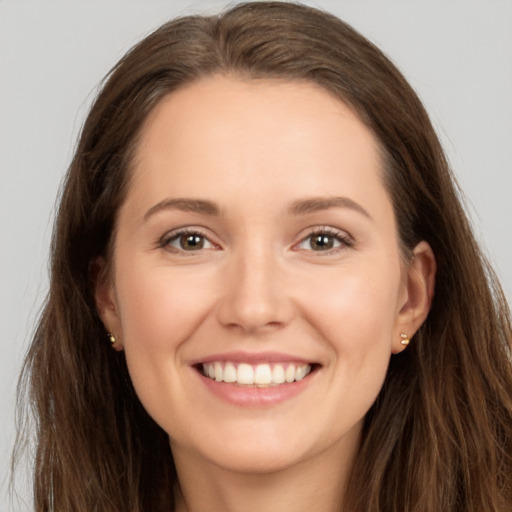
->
[97,76,430,475]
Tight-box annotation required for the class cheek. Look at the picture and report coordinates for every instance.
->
[115,263,215,348]
[302,259,402,402]
[303,262,402,347]
[113,263,219,427]
[113,262,218,408]
[318,269,400,389]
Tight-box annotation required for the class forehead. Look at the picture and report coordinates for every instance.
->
[136,75,379,159]
[127,75,390,220]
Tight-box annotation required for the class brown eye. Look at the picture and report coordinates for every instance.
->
[296,229,351,253]
[310,234,335,250]
[164,231,214,252]
[179,233,205,250]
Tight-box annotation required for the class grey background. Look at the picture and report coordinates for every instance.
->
[1,1,511,509]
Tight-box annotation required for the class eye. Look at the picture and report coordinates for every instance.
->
[296,228,352,253]
[161,229,216,252]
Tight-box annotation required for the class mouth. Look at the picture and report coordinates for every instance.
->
[197,361,317,387]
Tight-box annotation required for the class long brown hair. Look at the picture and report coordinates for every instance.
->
[15,2,512,510]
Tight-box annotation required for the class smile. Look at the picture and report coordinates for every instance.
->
[201,362,313,387]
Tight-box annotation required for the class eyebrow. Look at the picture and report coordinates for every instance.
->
[288,196,372,219]
[143,195,371,221]
[143,198,220,221]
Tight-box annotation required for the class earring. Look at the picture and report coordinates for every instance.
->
[108,333,116,344]
[400,333,410,346]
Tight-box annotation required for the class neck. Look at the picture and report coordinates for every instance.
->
[172,437,359,512]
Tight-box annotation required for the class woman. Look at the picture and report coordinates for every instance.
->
[16,2,512,511]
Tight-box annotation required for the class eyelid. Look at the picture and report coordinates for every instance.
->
[158,226,220,252]
[293,226,354,253]
[157,225,353,254]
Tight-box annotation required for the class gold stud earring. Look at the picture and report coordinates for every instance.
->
[108,333,116,344]
[400,333,410,346]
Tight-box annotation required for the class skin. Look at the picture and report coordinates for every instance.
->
[96,76,435,512]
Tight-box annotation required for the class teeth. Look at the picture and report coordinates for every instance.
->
[223,362,237,383]
[285,365,295,383]
[201,362,312,386]
[214,362,223,382]
[271,364,285,384]
[237,363,254,385]
[295,364,308,381]
[254,364,272,385]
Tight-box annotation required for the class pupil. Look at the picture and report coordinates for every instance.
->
[313,234,333,250]
[182,234,203,250]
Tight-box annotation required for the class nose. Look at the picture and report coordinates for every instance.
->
[216,247,294,334]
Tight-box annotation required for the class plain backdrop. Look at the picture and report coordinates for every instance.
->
[1,1,511,509]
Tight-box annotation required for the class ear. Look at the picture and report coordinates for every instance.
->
[392,241,436,354]
[90,257,124,351]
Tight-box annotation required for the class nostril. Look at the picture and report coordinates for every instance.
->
[215,274,294,332]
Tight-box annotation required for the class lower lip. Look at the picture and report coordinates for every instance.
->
[195,370,316,407]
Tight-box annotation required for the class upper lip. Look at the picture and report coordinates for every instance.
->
[189,351,317,366]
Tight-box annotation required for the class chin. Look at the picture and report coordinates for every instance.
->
[202,444,309,475]
[171,422,332,476]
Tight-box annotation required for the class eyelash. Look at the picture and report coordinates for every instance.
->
[295,227,353,254]
[158,228,216,254]
[158,226,353,255]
